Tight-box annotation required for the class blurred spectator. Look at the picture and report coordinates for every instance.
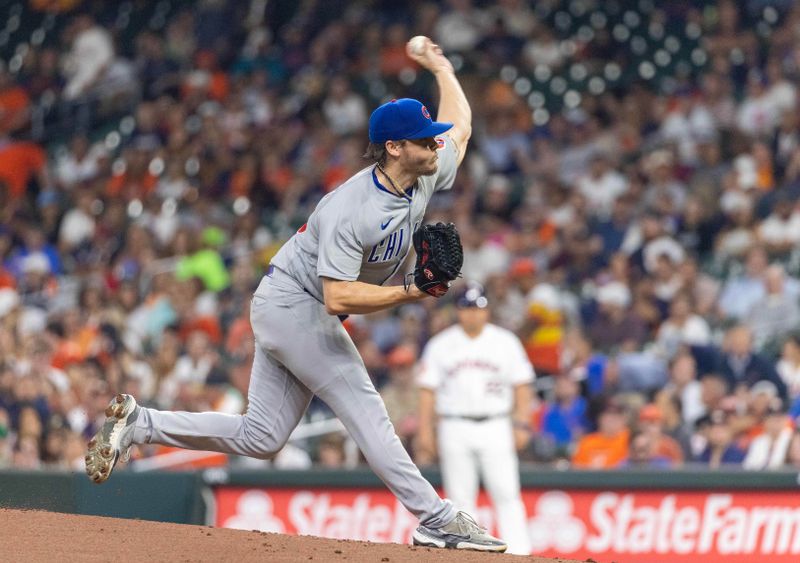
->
[175,228,231,293]
[317,433,347,469]
[693,410,746,468]
[10,222,63,278]
[745,265,800,352]
[738,380,782,445]
[785,428,800,468]
[718,246,769,320]
[485,270,527,332]
[17,254,56,310]
[13,435,41,469]
[642,150,688,215]
[636,404,683,466]
[0,65,31,135]
[523,283,565,375]
[652,390,693,458]
[615,351,669,394]
[655,292,711,359]
[587,282,647,353]
[743,399,794,470]
[522,27,563,70]
[322,77,367,137]
[717,325,788,402]
[777,333,800,402]
[577,152,628,220]
[61,15,114,100]
[135,31,181,101]
[699,373,729,416]
[0,140,48,202]
[159,330,218,408]
[433,0,487,53]
[204,368,244,415]
[765,58,796,118]
[736,71,778,138]
[380,344,420,450]
[537,373,589,457]
[757,196,800,258]
[592,199,635,262]
[489,0,536,39]
[460,216,511,284]
[59,191,96,252]
[572,398,630,469]
[663,351,705,426]
[678,256,720,318]
[620,430,672,468]
[54,135,106,189]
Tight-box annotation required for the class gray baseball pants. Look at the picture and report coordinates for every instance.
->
[132,268,454,528]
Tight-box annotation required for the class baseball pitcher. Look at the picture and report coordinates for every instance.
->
[417,282,535,555]
[85,37,506,552]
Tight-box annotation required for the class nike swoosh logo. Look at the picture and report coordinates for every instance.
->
[380,218,393,230]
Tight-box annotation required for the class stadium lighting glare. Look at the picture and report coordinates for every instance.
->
[514,78,532,96]
[550,76,567,95]
[501,65,518,83]
[638,61,656,80]
[665,36,681,53]
[590,12,607,29]
[623,11,641,28]
[534,65,552,82]
[613,24,630,42]
[528,91,546,108]
[564,90,581,109]
[570,63,588,81]
[588,77,606,95]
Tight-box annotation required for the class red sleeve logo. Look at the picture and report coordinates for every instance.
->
[297,223,307,233]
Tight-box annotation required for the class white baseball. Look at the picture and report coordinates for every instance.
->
[408,36,428,55]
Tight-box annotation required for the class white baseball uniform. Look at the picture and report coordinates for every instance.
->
[418,322,534,554]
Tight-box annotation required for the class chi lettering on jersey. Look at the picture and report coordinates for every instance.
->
[368,228,405,263]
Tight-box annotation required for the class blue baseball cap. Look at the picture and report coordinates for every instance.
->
[368,98,453,143]
[456,282,488,309]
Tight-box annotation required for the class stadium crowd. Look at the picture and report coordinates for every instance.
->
[3,0,800,472]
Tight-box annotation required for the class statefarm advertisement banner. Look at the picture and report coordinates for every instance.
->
[214,487,800,563]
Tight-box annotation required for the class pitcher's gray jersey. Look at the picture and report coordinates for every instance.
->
[267,135,458,302]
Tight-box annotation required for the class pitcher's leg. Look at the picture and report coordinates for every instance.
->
[133,345,313,459]
[272,297,454,528]
[320,374,454,526]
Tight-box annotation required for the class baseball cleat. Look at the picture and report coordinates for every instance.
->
[412,511,507,552]
[85,394,139,484]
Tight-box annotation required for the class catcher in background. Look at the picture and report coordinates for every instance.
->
[416,282,535,555]
[85,36,507,552]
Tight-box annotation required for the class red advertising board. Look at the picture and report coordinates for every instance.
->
[214,487,800,563]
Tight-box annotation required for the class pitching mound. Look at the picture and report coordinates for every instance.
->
[0,508,586,562]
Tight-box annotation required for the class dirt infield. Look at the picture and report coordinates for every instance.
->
[0,508,588,562]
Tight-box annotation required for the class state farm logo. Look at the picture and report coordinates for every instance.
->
[222,491,286,533]
[529,491,800,557]
[220,490,418,543]
[584,493,800,556]
[529,491,586,553]
[216,487,800,561]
